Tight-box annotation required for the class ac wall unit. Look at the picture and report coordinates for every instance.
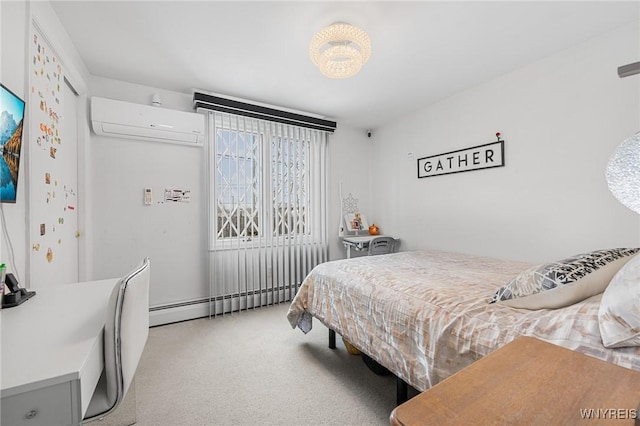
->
[90,97,205,146]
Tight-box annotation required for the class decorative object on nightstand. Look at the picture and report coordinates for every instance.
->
[339,189,368,236]
[338,189,400,257]
[345,212,368,235]
[341,192,359,218]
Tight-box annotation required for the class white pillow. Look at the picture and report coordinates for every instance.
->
[599,253,640,348]
[491,248,639,310]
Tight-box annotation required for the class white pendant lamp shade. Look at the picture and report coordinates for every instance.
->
[309,23,371,79]
[606,132,640,214]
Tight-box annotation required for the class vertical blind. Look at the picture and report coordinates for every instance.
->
[203,110,330,315]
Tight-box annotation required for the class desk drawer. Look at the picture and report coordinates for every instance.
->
[1,382,76,426]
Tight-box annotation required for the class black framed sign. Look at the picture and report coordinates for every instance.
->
[417,140,504,179]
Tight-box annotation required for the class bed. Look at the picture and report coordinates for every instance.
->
[286,249,640,396]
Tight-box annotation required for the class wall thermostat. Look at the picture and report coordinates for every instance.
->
[144,188,152,205]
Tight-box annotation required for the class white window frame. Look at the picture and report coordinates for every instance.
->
[209,115,319,251]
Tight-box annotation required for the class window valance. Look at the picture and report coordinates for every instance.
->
[193,92,336,133]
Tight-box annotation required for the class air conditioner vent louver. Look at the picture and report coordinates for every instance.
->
[90,97,204,147]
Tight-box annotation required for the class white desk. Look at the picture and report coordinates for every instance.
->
[1,278,119,426]
[342,235,397,258]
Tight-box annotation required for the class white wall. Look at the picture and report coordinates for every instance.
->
[1,1,90,284]
[0,1,29,281]
[328,125,371,260]
[88,76,370,315]
[370,22,640,263]
[88,76,207,309]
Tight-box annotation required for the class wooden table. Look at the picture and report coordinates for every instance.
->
[390,336,640,425]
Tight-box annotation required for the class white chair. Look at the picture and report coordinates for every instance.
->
[368,236,396,256]
[84,257,150,422]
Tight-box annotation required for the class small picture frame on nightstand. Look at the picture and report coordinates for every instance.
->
[344,212,368,233]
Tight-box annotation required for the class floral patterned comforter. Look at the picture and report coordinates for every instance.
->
[287,249,640,391]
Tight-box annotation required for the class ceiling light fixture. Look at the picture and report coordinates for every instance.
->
[309,22,371,79]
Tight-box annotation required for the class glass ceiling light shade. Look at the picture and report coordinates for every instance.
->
[309,23,371,79]
[606,132,640,214]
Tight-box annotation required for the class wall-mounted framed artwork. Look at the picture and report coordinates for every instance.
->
[417,140,505,179]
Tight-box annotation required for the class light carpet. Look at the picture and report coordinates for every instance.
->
[132,303,408,426]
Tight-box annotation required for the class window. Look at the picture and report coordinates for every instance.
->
[201,103,331,314]
[211,114,323,245]
[271,135,309,237]
[215,128,260,239]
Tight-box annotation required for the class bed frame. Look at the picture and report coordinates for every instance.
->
[328,328,409,404]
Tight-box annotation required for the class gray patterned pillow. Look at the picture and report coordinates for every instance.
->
[490,248,640,310]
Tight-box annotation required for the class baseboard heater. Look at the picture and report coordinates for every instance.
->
[149,285,297,326]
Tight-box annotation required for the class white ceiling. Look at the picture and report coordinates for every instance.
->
[50,1,639,130]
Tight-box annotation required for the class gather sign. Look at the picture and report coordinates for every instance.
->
[417,140,504,179]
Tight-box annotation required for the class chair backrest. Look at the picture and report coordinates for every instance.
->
[104,257,150,414]
[368,237,396,256]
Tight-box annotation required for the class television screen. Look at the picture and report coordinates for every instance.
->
[0,83,25,203]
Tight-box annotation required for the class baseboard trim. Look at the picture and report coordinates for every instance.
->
[149,300,210,326]
[149,286,296,326]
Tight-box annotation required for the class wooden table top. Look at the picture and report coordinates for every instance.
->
[390,336,640,425]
